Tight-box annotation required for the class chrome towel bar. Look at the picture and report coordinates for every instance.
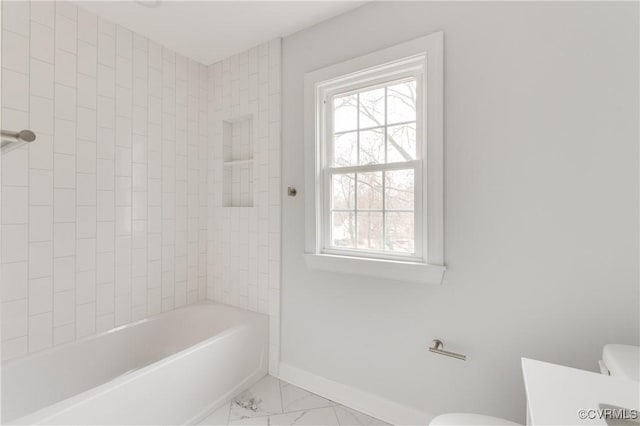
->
[429,339,466,361]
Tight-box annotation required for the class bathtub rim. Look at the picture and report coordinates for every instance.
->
[3,302,269,425]
[2,301,263,368]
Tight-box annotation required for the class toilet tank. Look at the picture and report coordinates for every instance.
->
[601,344,640,381]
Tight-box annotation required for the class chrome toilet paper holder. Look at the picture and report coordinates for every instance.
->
[429,339,467,361]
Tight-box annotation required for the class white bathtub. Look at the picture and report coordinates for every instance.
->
[1,302,269,425]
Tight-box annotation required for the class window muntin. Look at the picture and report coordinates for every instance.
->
[324,77,422,260]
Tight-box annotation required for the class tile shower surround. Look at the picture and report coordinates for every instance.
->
[1,1,281,369]
[207,39,282,375]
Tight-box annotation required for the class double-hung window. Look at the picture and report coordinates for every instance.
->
[327,77,421,259]
[304,33,445,284]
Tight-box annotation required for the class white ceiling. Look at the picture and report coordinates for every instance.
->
[76,1,365,65]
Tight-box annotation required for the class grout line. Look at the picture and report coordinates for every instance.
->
[225,398,232,425]
[26,0,32,350]
[332,405,342,426]
[93,11,98,334]
[50,0,58,347]
[172,62,178,303]
[73,0,79,341]
[158,61,164,306]
[128,34,133,322]
[111,25,116,328]
[146,39,153,315]
[278,375,284,414]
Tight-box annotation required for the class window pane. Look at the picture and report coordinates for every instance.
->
[359,87,385,129]
[385,212,414,253]
[387,80,416,124]
[357,172,383,210]
[333,94,358,133]
[359,128,385,165]
[333,131,357,166]
[332,174,355,210]
[332,211,355,248]
[327,78,422,258]
[385,169,414,210]
[357,212,383,250]
[387,123,416,162]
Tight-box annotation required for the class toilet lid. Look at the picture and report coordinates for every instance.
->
[603,344,640,381]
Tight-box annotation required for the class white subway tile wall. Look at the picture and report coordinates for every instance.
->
[207,40,281,375]
[1,1,210,359]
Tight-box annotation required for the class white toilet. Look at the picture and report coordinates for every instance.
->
[430,344,639,426]
[429,413,520,426]
[599,344,640,381]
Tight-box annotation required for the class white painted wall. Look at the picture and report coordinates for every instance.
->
[281,2,639,423]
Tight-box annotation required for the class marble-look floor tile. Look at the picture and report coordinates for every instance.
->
[280,381,335,413]
[199,402,231,425]
[333,405,391,426]
[228,415,269,426]
[198,376,390,426]
[270,406,340,426]
[229,375,284,420]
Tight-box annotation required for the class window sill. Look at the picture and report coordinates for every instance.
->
[302,253,446,285]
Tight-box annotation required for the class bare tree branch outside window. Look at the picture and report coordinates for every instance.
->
[330,79,417,254]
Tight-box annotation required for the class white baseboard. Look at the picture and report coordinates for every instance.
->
[278,362,433,426]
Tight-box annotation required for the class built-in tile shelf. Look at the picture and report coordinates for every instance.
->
[223,159,254,167]
[222,115,255,208]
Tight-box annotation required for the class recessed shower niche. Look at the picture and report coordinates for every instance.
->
[222,115,255,207]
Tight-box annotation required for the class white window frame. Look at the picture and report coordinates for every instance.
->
[303,32,445,284]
